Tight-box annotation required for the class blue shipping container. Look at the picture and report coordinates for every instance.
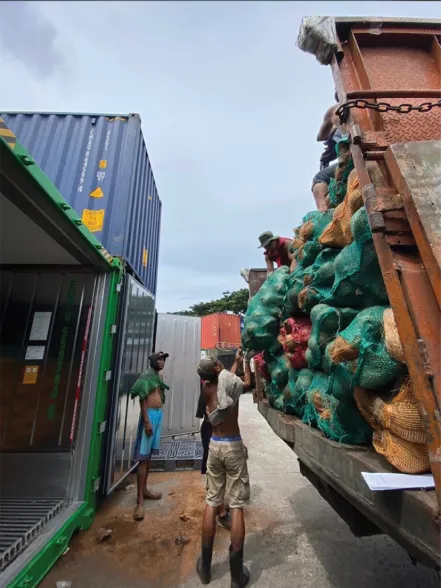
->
[1,112,161,295]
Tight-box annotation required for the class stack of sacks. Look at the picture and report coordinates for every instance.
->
[242,266,291,354]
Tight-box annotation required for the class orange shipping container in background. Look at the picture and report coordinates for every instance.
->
[201,313,241,350]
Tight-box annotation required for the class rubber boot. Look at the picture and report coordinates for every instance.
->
[196,544,213,584]
[229,545,250,588]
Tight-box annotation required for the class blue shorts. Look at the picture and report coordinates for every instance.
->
[312,163,338,187]
[133,408,163,461]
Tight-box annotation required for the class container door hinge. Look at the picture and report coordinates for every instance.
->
[98,420,107,434]
[116,282,122,293]
[105,371,112,381]
[93,477,101,492]
[110,324,117,335]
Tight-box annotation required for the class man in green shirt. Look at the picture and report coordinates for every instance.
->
[131,351,169,521]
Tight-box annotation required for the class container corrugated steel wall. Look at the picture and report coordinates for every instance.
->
[155,314,201,436]
[201,313,241,349]
[1,112,161,295]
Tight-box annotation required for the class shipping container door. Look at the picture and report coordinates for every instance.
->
[155,314,201,437]
[103,274,155,494]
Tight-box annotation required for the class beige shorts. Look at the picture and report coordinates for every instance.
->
[206,438,250,509]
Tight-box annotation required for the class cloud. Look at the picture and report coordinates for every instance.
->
[1,2,440,312]
[0,1,64,78]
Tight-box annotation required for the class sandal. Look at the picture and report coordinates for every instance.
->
[143,488,162,500]
[133,504,145,521]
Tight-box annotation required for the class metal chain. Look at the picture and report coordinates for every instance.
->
[336,98,441,124]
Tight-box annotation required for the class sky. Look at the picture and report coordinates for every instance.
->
[1,1,440,312]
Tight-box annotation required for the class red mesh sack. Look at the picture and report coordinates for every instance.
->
[254,352,270,381]
[278,317,312,370]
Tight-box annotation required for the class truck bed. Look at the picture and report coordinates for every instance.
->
[258,401,440,569]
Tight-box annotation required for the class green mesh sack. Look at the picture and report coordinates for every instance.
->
[294,368,314,400]
[328,145,354,208]
[306,248,340,287]
[282,266,312,319]
[302,371,330,427]
[331,208,388,308]
[298,284,333,314]
[242,267,290,352]
[267,353,290,393]
[295,239,323,269]
[283,368,303,416]
[307,305,358,371]
[329,306,406,391]
[316,393,373,445]
[300,210,335,240]
[327,360,358,402]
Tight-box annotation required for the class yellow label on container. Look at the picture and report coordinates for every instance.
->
[90,187,104,198]
[82,209,105,232]
[142,248,149,267]
[99,160,107,169]
[23,366,39,385]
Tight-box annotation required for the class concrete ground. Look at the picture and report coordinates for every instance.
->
[42,394,439,588]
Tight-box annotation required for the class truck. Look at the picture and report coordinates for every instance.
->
[250,17,441,570]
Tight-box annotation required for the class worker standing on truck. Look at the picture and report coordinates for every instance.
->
[195,349,252,588]
[311,93,347,210]
[131,351,169,521]
[258,231,296,275]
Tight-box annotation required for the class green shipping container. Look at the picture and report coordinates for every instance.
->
[0,129,125,587]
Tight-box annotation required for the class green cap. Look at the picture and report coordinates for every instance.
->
[258,231,278,249]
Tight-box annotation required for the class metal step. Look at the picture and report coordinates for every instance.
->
[0,497,65,571]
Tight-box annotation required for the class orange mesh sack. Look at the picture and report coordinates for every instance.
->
[355,381,426,444]
[374,379,426,444]
[354,387,382,429]
[373,429,430,474]
[319,169,363,248]
[383,308,405,364]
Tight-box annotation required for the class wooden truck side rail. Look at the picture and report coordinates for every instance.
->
[258,401,440,569]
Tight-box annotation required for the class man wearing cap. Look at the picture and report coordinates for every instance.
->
[131,351,169,521]
[258,231,296,275]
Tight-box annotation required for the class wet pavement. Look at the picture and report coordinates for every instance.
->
[42,394,439,588]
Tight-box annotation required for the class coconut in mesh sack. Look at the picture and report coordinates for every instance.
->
[302,371,329,427]
[373,429,429,474]
[354,380,426,444]
[284,368,304,416]
[299,210,335,242]
[278,317,311,370]
[327,306,406,391]
[306,305,358,371]
[289,368,314,419]
[242,266,290,353]
[327,141,354,208]
[317,393,373,445]
[282,265,313,319]
[331,208,389,308]
[295,210,334,269]
[327,359,358,402]
[297,249,342,312]
[320,169,363,248]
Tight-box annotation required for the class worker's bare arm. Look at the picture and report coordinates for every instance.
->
[316,104,338,142]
